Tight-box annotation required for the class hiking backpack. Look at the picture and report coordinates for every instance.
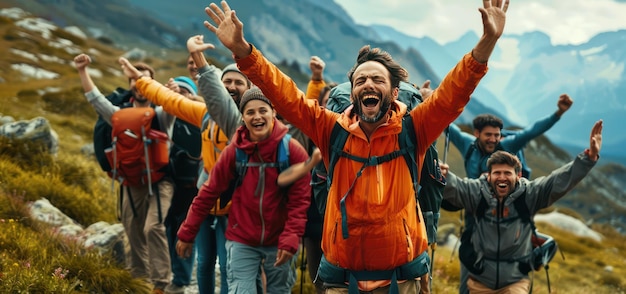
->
[93,87,132,172]
[314,81,446,245]
[169,118,202,186]
[217,133,292,211]
[104,107,170,187]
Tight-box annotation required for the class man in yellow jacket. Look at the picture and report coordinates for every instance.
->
[203,1,509,292]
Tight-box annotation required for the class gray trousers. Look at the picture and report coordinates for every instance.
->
[122,179,173,288]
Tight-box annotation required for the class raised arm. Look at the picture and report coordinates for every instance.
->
[74,53,119,124]
[188,35,242,138]
[500,94,574,152]
[555,93,573,117]
[527,120,602,210]
[204,1,252,59]
[471,0,509,63]
[74,54,96,93]
[448,123,477,159]
[203,1,337,150]
[305,56,327,100]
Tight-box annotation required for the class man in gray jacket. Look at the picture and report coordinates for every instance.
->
[439,120,602,293]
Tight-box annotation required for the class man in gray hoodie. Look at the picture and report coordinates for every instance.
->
[439,120,602,293]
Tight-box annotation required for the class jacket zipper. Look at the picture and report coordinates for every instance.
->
[495,198,502,289]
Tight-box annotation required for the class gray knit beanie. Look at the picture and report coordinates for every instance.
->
[222,63,251,87]
[239,87,273,113]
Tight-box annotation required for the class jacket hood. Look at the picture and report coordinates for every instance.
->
[232,118,289,155]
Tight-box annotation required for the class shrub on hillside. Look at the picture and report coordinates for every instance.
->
[0,210,149,293]
[51,28,85,46]
[0,137,54,169]
[598,272,622,289]
[42,88,94,116]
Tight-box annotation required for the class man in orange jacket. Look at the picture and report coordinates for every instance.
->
[203,1,509,292]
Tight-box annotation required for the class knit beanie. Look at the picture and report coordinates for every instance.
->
[239,87,273,113]
[222,63,251,87]
[174,76,198,96]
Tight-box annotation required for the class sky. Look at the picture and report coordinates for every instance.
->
[336,0,626,46]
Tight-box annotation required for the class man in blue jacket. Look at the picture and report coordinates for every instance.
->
[449,94,573,179]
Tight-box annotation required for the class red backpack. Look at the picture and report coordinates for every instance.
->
[105,107,170,188]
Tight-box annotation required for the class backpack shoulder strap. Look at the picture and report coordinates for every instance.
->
[234,145,249,187]
[201,112,211,131]
[277,133,291,173]
[399,115,418,194]
[473,196,489,222]
[151,105,163,131]
[326,122,350,189]
[512,190,535,229]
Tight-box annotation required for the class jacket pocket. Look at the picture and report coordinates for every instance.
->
[403,219,414,263]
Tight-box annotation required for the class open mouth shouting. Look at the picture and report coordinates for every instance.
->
[494,181,511,197]
[361,93,380,110]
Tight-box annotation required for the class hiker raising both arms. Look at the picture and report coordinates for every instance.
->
[439,120,602,293]
[202,0,509,293]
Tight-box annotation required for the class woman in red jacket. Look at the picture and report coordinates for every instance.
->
[176,88,311,293]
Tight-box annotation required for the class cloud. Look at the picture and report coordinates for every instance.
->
[337,0,626,45]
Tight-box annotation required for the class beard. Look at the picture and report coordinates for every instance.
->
[131,88,148,103]
[490,180,515,198]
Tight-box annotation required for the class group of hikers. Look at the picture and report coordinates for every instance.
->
[73,0,604,293]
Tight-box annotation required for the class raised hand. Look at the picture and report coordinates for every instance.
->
[588,120,602,161]
[73,54,92,71]
[203,1,251,58]
[419,80,433,101]
[556,94,574,116]
[309,56,326,81]
[187,35,216,54]
[165,77,180,93]
[478,0,509,39]
[472,0,510,63]
[118,57,143,80]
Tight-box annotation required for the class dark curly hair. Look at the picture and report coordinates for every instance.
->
[347,45,408,89]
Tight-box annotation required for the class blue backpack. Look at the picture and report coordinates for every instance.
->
[217,133,292,209]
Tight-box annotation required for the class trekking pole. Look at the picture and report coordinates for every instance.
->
[141,126,154,196]
[545,264,552,293]
[429,242,436,292]
[442,126,461,262]
[299,240,306,294]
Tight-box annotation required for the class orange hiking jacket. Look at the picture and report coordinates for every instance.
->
[136,79,231,213]
[237,46,487,281]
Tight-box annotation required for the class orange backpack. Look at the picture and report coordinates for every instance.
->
[105,107,170,188]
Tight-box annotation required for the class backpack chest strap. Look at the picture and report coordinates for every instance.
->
[336,147,414,240]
